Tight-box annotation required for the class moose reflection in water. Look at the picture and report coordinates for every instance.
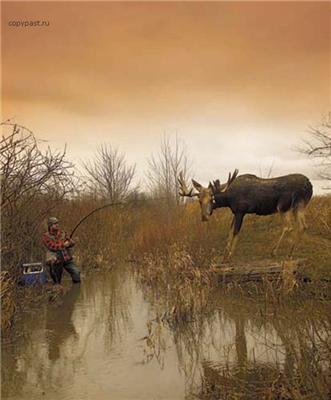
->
[138,269,330,400]
[198,298,330,399]
[178,171,313,260]
[1,266,330,400]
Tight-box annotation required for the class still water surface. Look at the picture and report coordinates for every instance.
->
[1,266,329,399]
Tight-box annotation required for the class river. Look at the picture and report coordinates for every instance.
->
[1,265,330,399]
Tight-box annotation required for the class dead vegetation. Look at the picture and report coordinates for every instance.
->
[131,197,330,399]
[1,122,330,332]
[131,195,331,281]
[301,113,331,184]
[195,294,331,400]
[1,123,76,330]
[1,122,330,399]
[135,251,331,399]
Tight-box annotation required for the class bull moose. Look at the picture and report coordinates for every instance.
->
[178,170,313,260]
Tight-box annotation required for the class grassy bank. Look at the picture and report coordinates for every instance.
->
[1,194,330,332]
[132,195,331,278]
[130,196,331,400]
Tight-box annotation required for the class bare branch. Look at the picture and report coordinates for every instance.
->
[146,134,192,204]
[1,122,76,270]
[299,113,331,183]
[82,144,137,202]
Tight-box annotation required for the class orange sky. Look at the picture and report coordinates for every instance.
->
[1,1,330,190]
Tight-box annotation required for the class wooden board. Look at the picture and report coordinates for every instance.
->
[211,259,305,284]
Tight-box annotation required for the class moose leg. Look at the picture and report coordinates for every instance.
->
[289,206,307,258]
[223,214,244,262]
[297,207,308,230]
[222,218,234,262]
[272,212,293,256]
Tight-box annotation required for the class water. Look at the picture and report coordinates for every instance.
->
[1,266,330,399]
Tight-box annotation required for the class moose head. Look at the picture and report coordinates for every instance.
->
[178,169,239,221]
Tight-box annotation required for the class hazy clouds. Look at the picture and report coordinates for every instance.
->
[2,1,330,192]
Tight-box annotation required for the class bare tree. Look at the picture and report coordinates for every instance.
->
[146,134,191,205]
[1,123,75,210]
[1,122,76,270]
[83,144,136,202]
[302,113,331,183]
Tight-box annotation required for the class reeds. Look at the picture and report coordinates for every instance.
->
[0,273,17,331]
[2,194,330,332]
[136,263,331,399]
[130,196,330,399]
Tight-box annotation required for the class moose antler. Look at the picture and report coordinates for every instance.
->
[212,179,222,192]
[178,171,199,197]
[213,169,239,193]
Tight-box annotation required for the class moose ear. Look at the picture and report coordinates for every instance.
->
[192,179,203,192]
[208,182,214,193]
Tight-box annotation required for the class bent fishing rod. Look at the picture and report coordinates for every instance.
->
[69,202,124,238]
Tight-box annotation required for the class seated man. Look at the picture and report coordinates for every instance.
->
[43,217,81,284]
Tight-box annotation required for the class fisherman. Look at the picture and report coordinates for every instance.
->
[43,217,81,284]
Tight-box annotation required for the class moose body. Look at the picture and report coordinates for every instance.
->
[214,174,312,216]
[178,170,313,260]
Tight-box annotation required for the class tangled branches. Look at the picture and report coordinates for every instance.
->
[1,122,76,271]
[302,114,331,184]
[1,122,75,211]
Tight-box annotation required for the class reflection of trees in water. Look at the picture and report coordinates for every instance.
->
[86,265,133,351]
[234,314,247,369]
[139,281,221,393]
[1,305,48,398]
[2,286,82,398]
[199,297,331,399]
[172,316,210,390]
[270,304,331,399]
[42,266,132,390]
[1,266,133,399]
[139,278,331,399]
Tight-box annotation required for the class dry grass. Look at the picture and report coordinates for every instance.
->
[1,193,330,399]
[0,273,17,331]
[135,257,331,400]
[1,194,330,332]
[195,292,331,400]
[131,195,330,399]
[132,195,331,279]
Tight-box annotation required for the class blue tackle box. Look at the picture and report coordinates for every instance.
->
[21,263,47,286]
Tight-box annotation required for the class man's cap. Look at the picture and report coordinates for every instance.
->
[48,217,59,226]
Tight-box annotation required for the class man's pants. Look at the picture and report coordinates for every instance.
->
[49,261,81,284]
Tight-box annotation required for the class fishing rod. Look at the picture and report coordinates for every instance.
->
[69,202,124,238]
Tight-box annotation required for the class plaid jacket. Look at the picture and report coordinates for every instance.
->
[43,229,73,264]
